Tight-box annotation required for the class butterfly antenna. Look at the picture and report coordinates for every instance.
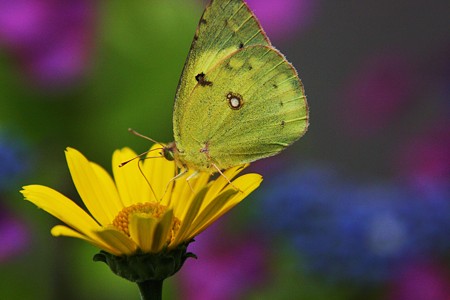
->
[128,128,161,144]
[119,150,148,167]
[119,128,166,167]
[137,160,159,200]
[119,148,164,167]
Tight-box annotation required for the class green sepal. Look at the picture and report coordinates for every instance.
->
[93,242,196,283]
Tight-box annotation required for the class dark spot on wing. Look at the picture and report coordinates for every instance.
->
[273,83,278,88]
[200,18,207,24]
[281,120,285,127]
[280,101,284,107]
[239,42,244,49]
[195,72,213,86]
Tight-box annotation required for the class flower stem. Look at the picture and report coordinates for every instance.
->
[137,280,163,300]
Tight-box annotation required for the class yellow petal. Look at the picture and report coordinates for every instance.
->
[51,225,121,256]
[169,170,211,218]
[21,185,101,235]
[188,173,262,238]
[65,148,116,226]
[215,174,263,216]
[129,209,174,253]
[94,227,138,255]
[129,213,158,253]
[188,189,238,239]
[150,210,174,253]
[203,164,249,206]
[171,187,207,247]
[112,148,150,207]
[89,161,123,218]
[169,173,196,217]
[142,144,177,202]
[186,171,210,195]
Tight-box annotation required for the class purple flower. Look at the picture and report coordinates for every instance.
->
[177,220,268,300]
[395,121,450,197]
[337,53,418,138]
[0,208,30,262]
[387,261,450,300]
[245,0,318,40]
[0,0,95,88]
[0,131,31,262]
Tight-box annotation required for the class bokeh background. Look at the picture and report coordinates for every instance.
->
[1,0,449,299]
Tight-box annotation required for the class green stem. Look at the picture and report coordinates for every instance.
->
[137,280,163,300]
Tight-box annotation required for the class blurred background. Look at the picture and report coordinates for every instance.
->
[0,0,449,299]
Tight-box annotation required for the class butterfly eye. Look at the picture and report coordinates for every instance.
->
[227,92,243,110]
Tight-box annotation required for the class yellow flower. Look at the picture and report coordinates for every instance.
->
[21,145,262,256]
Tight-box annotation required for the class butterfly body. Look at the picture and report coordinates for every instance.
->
[170,0,309,172]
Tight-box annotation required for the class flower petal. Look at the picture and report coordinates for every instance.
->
[112,148,149,207]
[51,225,121,256]
[189,173,262,237]
[169,170,210,217]
[89,161,123,218]
[129,213,157,253]
[21,185,100,234]
[142,144,177,202]
[129,209,174,253]
[150,210,174,253]
[203,164,249,206]
[188,189,238,239]
[171,187,207,247]
[94,227,138,255]
[65,147,117,226]
[185,171,210,195]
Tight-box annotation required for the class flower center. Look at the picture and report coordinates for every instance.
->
[112,202,180,240]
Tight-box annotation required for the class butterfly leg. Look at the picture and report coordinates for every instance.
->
[211,163,242,192]
[161,166,189,198]
[185,170,200,192]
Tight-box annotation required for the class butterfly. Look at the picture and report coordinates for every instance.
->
[165,0,309,174]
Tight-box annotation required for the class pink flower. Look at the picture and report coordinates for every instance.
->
[177,220,268,300]
[0,208,30,262]
[387,261,450,300]
[338,53,418,138]
[395,121,450,196]
[0,0,96,88]
[245,0,318,40]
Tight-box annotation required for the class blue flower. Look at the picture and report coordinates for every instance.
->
[0,133,29,191]
[259,164,450,284]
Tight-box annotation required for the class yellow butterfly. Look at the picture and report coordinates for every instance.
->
[165,0,309,174]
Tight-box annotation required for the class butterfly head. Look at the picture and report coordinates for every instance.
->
[163,142,177,162]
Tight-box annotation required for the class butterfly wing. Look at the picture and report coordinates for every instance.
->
[172,0,308,171]
[176,45,308,170]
